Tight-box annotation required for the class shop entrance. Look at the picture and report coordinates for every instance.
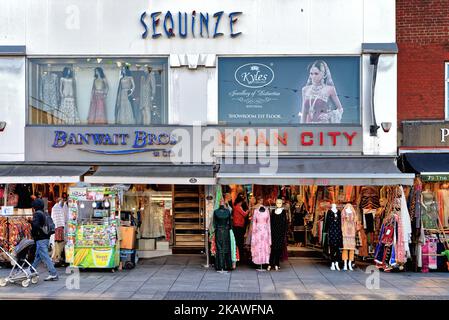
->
[221,184,396,263]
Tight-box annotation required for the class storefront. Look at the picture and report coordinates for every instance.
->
[0,1,415,269]
[398,121,449,272]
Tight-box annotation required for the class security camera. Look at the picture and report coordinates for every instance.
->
[381,122,392,133]
[0,121,6,132]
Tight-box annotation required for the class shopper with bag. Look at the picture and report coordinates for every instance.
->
[30,199,59,281]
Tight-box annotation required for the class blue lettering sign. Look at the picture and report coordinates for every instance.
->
[141,12,148,39]
[133,131,147,148]
[151,12,162,39]
[200,13,209,38]
[52,130,67,148]
[229,12,242,38]
[178,12,188,38]
[213,11,224,38]
[164,11,175,37]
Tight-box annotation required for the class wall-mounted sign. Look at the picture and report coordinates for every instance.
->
[218,57,360,125]
[140,10,242,39]
[25,126,362,163]
[402,121,449,147]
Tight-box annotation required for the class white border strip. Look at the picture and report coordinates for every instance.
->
[84,176,216,185]
[0,176,81,183]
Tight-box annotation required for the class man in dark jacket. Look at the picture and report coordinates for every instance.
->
[30,199,58,281]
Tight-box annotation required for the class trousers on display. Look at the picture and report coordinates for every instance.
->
[329,245,341,262]
[342,249,354,261]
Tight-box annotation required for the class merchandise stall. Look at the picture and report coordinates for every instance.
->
[65,187,120,269]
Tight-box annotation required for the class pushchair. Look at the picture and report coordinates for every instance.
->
[0,239,39,287]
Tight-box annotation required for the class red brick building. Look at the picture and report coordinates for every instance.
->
[397,0,449,132]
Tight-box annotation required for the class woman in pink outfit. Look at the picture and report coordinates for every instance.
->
[251,198,271,266]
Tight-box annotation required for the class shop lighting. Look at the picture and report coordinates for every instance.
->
[97,58,103,63]
[104,200,110,208]
[116,61,122,67]
[92,202,97,208]
[80,203,85,209]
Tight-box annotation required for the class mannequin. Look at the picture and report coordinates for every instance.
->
[251,197,271,271]
[341,203,358,271]
[421,186,439,229]
[59,67,80,124]
[268,199,288,271]
[115,66,136,125]
[140,66,157,125]
[39,67,59,124]
[214,199,232,272]
[325,203,342,271]
[88,67,109,124]
[292,194,307,247]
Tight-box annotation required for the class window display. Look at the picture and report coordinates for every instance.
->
[28,58,168,125]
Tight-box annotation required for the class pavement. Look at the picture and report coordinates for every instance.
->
[0,255,449,300]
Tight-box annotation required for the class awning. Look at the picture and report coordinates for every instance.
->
[399,153,449,181]
[0,165,91,183]
[84,165,216,185]
[217,157,415,186]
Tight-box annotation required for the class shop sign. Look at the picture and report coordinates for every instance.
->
[402,121,449,147]
[218,57,360,125]
[25,125,362,162]
[422,175,449,182]
[140,10,242,39]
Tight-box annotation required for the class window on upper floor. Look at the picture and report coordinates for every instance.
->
[218,56,361,125]
[27,58,168,126]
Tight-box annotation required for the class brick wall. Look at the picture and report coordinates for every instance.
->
[397,0,449,128]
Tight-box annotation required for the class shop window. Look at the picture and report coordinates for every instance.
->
[446,63,449,120]
[218,56,361,125]
[27,58,168,125]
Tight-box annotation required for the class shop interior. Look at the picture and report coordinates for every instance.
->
[220,183,448,272]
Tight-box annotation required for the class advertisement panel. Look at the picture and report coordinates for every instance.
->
[218,57,360,125]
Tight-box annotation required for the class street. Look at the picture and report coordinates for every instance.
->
[0,255,448,300]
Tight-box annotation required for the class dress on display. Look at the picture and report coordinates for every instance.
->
[148,203,165,238]
[421,192,439,230]
[213,207,233,271]
[59,77,80,124]
[40,72,59,115]
[324,209,342,262]
[140,71,156,125]
[251,207,271,265]
[341,204,357,250]
[88,78,108,124]
[115,76,136,125]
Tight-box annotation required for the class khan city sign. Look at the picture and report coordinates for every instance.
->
[25,126,363,162]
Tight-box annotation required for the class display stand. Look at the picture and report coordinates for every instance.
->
[256,264,267,272]
[65,187,120,270]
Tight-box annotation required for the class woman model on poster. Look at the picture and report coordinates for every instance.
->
[299,60,344,124]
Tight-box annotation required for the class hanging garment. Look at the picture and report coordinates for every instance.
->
[40,72,59,114]
[115,76,136,125]
[362,209,376,233]
[140,71,157,125]
[148,203,165,238]
[341,204,357,250]
[251,207,271,265]
[164,209,172,242]
[213,207,232,271]
[437,189,449,228]
[421,198,439,230]
[59,77,80,124]
[15,184,33,209]
[88,78,108,124]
